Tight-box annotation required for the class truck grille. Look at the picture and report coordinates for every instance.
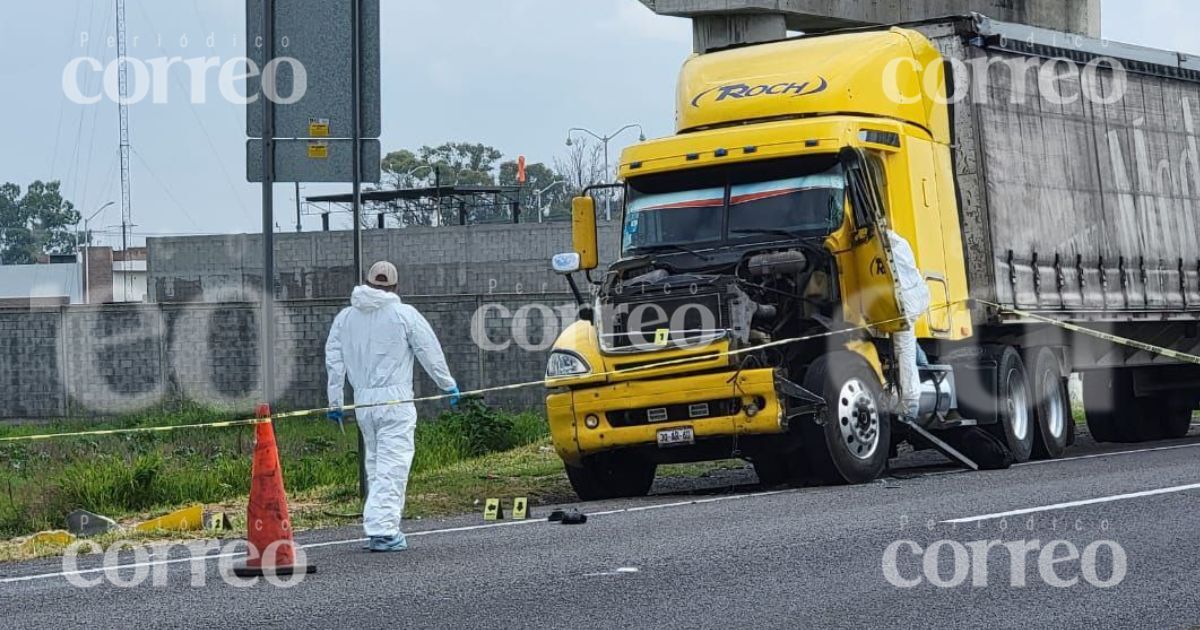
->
[606,397,742,428]
[598,291,729,353]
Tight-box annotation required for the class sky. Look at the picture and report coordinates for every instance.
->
[0,0,1193,245]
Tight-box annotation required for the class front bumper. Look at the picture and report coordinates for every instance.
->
[546,367,788,465]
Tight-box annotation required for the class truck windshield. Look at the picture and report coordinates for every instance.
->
[728,173,844,238]
[622,156,843,255]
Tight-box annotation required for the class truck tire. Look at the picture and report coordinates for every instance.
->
[564,453,656,501]
[982,347,1035,462]
[1083,370,1163,443]
[752,456,791,487]
[800,353,891,485]
[1153,393,1196,440]
[1083,370,1121,442]
[1026,348,1069,459]
[752,452,814,487]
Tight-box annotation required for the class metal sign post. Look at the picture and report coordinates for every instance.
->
[350,0,367,499]
[351,0,363,285]
[248,0,380,500]
[260,0,277,407]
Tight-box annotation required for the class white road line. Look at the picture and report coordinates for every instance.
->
[0,551,245,584]
[1015,441,1200,466]
[0,489,792,584]
[6,443,1194,585]
[942,481,1200,524]
[588,489,794,517]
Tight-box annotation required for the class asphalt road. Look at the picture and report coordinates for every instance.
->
[3,426,1199,630]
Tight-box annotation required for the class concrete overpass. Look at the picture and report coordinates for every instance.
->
[639,0,1101,52]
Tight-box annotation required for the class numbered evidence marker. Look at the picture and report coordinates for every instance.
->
[308,141,330,160]
[308,118,331,138]
[204,511,233,532]
[484,498,504,520]
[511,498,529,520]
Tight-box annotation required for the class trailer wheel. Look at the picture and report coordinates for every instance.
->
[1083,370,1162,443]
[1083,371,1121,442]
[801,353,890,485]
[1027,348,1069,459]
[983,347,1035,462]
[564,453,656,501]
[1155,393,1196,440]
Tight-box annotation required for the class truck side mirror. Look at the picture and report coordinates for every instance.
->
[571,196,599,271]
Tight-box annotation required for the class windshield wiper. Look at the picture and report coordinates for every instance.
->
[632,243,712,261]
[731,228,824,240]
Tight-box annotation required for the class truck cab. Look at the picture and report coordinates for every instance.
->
[543,27,979,497]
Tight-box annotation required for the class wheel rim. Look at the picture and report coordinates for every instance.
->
[1041,371,1066,439]
[1007,368,1030,442]
[837,378,880,460]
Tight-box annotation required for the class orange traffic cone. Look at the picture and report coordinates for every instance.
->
[233,404,316,578]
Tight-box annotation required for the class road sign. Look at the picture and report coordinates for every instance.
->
[245,0,381,140]
[246,139,381,183]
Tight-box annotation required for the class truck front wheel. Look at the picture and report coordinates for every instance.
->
[565,453,656,501]
[801,353,891,485]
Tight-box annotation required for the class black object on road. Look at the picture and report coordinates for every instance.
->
[556,509,587,525]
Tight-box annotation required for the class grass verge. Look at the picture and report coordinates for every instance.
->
[0,399,744,563]
[0,399,545,552]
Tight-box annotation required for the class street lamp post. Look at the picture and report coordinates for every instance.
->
[566,124,645,221]
[78,201,115,304]
[534,180,569,223]
[401,164,434,187]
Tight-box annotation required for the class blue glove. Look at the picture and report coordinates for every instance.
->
[327,409,345,433]
[445,386,461,407]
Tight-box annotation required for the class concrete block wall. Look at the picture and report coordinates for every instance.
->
[0,310,64,417]
[148,221,623,303]
[63,306,166,414]
[0,292,578,420]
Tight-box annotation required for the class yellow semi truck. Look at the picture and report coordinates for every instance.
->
[544,15,1200,498]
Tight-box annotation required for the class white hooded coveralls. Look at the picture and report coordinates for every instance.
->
[886,230,931,418]
[325,286,457,537]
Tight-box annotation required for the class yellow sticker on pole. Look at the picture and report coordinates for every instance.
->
[307,141,329,160]
[654,328,670,347]
[308,118,331,137]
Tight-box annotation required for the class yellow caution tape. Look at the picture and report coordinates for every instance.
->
[7,299,1185,444]
[978,299,1200,366]
[0,302,966,443]
[0,417,271,443]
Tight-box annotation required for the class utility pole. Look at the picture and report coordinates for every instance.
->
[116,0,134,300]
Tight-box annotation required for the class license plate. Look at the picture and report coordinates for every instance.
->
[656,427,695,447]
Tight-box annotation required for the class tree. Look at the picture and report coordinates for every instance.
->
[379,148,426,189]
[381,142,506,191]
[418,142,503,187]
[0,181,81,265]
[554,137,606,195]
[554,137,620,221]
[498,160,571,220]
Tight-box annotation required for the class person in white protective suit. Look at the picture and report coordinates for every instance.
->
[886,229,931,422]
[325,261,460,552]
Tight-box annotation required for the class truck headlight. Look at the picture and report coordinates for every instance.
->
[546,350,591,378]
